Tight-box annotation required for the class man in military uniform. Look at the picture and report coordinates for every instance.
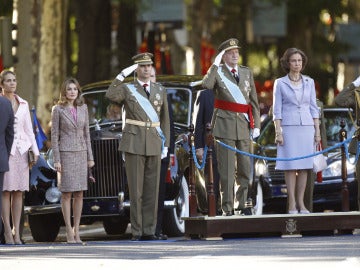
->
[335,76,360,210]
[202,38,261,216]
[106,53,170,240]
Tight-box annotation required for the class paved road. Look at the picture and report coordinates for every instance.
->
[1,222,360,269]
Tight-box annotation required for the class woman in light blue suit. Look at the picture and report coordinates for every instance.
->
[273,48,320,214]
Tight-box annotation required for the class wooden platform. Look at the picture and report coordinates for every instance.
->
[183,211,360,239]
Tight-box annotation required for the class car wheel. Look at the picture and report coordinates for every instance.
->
[28,213,61,242]
[162,176,189,236]
[253,183,264,215]
[103,217,129,235]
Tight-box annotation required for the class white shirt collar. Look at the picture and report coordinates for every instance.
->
[137,79,150,89]
[225,63,238,73]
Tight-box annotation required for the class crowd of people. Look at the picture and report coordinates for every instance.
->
[1,36,360,244]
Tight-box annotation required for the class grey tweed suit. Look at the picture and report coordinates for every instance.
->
[51,104,94,192]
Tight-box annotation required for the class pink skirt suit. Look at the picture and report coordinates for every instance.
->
[3,95,39,191]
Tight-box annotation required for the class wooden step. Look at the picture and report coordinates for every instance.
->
[183,212,360,239]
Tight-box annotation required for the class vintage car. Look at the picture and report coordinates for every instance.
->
[252,107,358,214]
[24,75,214,242]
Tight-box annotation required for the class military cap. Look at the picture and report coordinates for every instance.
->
[132,52,153,65]
[218,38,241,52]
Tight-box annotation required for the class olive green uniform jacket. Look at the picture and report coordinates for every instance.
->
[202,64,260,213]
[106,78,170,237]
[334,82,360,210]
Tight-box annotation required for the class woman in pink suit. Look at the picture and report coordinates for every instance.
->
[0,70,40,244]
[272,48,320,214]
[51,78,94,243]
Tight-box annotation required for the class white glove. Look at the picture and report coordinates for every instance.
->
[161,147,168,159]
[353,76,360,88]
[116,64,138,81]
[252,128,260,139]
[214,50,225,66]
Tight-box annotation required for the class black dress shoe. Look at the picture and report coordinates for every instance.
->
[131,235,141,241]
[235,208,252,216]
[155,233,168,240]
[141,235,158,241]
[242,208,253,215]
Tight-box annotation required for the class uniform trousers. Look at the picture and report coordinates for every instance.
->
[125,152,160,237]
[216,137,251,213]
[357,162,360,210]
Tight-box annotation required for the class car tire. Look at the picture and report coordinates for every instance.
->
[28,213,61,242]
[253,183,264,215]
[162,176,189,237]
[103,217,129,235]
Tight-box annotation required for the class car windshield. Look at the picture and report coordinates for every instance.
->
[323,108,355,146]
[257,108,355,148]
[83,90,118,125]
[167,87,192,127]
[82,87,192,127]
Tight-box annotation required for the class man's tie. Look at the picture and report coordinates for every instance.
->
[231,68,239,83]
[143,83,149,98]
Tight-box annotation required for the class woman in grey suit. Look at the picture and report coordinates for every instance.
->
[273,48,320,214]
[51,78,94,243]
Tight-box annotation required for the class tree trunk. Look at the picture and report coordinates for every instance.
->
[116,1,137,71]
[38,0,68,125]
[74,0,111,85]
[14,0,39,109]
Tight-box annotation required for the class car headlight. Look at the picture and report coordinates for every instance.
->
[322,158,355,177]
[255,159,268,177]
[45,187,62,203]
[46,148,55,171]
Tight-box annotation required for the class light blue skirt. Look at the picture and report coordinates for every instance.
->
[275,125,314,170]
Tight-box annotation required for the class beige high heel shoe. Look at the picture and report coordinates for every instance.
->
[4,232,15,245]
[65,227,76,244]
[73,227,83,244]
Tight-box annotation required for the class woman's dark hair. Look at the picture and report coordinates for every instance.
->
[57,77,84,106]
[280,48,308,73]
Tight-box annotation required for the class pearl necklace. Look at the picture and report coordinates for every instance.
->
[288,74,301,82]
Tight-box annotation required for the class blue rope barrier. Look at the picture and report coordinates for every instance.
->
[215,137,360,164]
[190,136,360,169]
[191,145,208,170]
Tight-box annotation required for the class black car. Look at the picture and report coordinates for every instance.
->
[252,107,358,214]
[25,75,207,242]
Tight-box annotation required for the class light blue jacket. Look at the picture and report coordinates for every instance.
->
[273,75,319,125]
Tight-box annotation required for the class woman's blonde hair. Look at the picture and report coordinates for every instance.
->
[0,70,16,92]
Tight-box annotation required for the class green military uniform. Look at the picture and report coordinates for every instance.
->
[304,99,327,212]
[202,39,261,215]
[334,82,360,210]
[105,53,170,238]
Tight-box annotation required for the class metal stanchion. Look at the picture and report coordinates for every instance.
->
[205,123,216,217]
[188,124,198,217]
[339,120,349,211]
